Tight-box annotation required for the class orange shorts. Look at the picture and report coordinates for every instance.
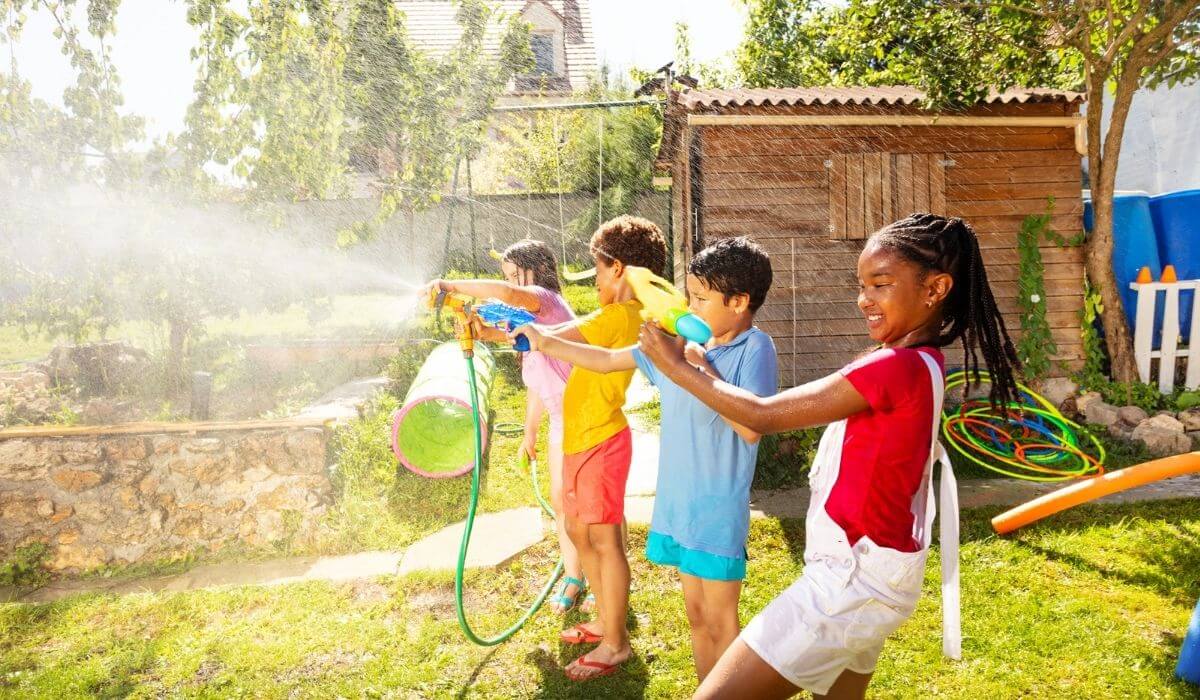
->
[562,427,632,525]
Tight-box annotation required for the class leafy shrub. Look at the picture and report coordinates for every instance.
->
[0,542,50,587]
[753,428,822,490]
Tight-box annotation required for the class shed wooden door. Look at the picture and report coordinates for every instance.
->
[829,152,947,239]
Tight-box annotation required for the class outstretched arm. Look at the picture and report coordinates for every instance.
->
[423,278,543,312]
[514,324,637,374]
[638,324,868,434]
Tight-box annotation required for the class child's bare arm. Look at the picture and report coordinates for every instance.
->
[425,279,543,312]
[639,325,868,434]
[540,320,587,344]
[684,343,762,445]
[515,324,636,373]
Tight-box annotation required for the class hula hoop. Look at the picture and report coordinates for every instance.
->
[941,370,1105,482]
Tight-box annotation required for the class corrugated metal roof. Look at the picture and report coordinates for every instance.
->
[395,0,597,93]
[678,86,1084,110]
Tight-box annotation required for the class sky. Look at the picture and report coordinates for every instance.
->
[10,0,747,142]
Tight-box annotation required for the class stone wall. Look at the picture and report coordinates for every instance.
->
[0,423,332,572]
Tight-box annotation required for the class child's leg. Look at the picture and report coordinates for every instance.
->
[565,514,603,634]
[693,638,799,700]
[680,574,742,681]
[814,670,872,700]
[549,438,583,598]
[565,521,631,678]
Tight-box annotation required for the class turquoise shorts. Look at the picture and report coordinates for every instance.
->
[645,531,746,581]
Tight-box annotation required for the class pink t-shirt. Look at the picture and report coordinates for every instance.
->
[521,286,574,414]
[828,346,944,553]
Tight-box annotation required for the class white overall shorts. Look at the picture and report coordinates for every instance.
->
[740,351,961,694]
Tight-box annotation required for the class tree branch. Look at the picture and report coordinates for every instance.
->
[1100,1,1153,67]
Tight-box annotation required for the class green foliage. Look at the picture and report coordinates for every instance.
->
[0,542,49,587]
[561,282,599,316]
[490,80,662,247]
[1177,391,1200,411]
[1016,208,1057,381]
[736,0,1081,105]
[753,429,821,490]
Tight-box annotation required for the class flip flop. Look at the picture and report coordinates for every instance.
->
[559,623,603,645]
[550,576,586,614]
[565,654,622,681]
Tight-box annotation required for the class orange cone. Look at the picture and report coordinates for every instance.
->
[1136,266,1153,283]
[1161,264,1178,283]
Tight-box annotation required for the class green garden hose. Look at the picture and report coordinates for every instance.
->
[455,354,563,646]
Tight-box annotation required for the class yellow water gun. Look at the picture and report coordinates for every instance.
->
[624,266,712,345]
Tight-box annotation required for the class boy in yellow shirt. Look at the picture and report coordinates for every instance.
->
[534,215,667,681]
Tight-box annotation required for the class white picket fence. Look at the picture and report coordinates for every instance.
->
[1130,278,1200,392]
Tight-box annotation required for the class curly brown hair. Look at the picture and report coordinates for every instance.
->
[589,215,668,275]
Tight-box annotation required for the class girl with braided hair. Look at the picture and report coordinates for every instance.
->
[639,213,1020,699]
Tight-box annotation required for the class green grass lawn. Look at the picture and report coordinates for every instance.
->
[2,500,1197,698]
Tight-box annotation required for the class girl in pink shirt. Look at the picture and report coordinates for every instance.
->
[421,240,586,613]
[640,214,1021,699]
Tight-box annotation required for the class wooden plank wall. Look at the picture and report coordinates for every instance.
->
[692,119,1085,386]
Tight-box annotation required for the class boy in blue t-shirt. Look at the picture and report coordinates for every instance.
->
[516,236,777,682]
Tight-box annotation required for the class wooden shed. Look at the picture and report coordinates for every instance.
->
[655,86,1087,385]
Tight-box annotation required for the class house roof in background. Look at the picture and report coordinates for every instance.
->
[676,86,1085,110]
[395,0,597,93]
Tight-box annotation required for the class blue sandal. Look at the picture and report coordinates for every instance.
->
[551,576,586,613]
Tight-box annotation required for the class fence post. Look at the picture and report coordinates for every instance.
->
[1133,281,1156,384]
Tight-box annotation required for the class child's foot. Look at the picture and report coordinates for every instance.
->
[579,592,597,614]
[549,576,586,614]
[565,642,631,681]
[560,620,603,645]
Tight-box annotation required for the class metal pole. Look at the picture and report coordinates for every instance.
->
[467,158,477,273]
[597,113,604,226]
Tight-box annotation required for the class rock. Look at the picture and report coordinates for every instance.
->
[1146,413,1185,433]
[1132,420,1192,457]
[1075,391,1103,415]
[1108,422,1134,441]
[1189,431,1200,450]
[1039,377,1078,409]
[80,398,120,425]
[48,543,106,571]
[1117,406,1150,425]
[1059,395,1079,419]
[1083,399,1121,428]
[50,468,105,493]
[1180,409,1200,432]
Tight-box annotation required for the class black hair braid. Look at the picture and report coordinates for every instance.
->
[870,213,1022,410]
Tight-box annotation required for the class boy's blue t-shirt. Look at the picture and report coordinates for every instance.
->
[632,327,778,559]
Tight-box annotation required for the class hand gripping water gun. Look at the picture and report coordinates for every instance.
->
[474,302,534,352]
[427,288,534,352]
[624,266,712,345]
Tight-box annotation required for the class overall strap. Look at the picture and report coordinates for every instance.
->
[917,351,961,661]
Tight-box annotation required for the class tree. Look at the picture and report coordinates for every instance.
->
[736,0,1200,382]
[1,0,532,385]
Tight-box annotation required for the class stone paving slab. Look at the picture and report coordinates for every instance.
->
[15,550,405,604]
[623,371,660,497]
[397,507,546,575]
[297,376,391,424]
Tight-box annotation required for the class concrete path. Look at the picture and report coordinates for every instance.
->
[397,507,546,575]
[623,371,660,497]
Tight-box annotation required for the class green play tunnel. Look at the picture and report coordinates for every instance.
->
[391,342,494,478]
